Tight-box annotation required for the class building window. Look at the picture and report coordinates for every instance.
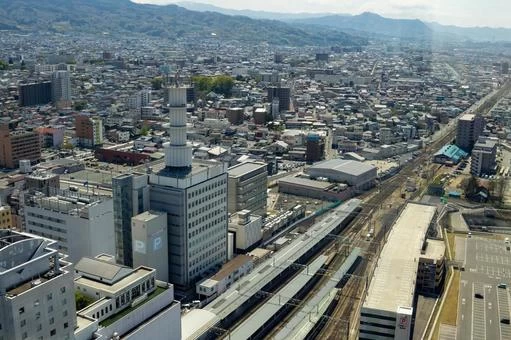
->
[49,317,54,325]
[37,324,42,331]
[22,333,27,340]
[20,319,26,327]
[50,329,56,336]
[63,310,68,317]
[19,307,25,314]
[60,287,66,293]
[64,322,68,329]
[48,305,53,313]
[47,293,53,301]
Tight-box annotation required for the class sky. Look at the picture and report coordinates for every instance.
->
[131,0,511,28]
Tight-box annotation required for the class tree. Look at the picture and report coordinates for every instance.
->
[192,75,234,98]
[140,123,150,136]
[73,101,87,111]
[0,60,8,71]
[75,291,94,311]
[151,77,163,90]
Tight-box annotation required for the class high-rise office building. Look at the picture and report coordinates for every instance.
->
[0,230,76,340]
[0,125,41,169]
[148,87,228,289]
[18,82,52,107]
[51,70,71,105]
[112,173,150,267]
[267,86,291,112]
[456,113,485,152]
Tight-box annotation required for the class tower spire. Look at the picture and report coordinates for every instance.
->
[164,87,192,168]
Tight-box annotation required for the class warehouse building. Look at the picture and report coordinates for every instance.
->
[307,159,377,191]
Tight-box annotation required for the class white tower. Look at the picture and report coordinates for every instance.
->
[164,87,192,168]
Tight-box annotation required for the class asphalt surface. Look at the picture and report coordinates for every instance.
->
[457,236,511,340]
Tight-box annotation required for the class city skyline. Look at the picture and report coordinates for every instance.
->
[132,0,511,28]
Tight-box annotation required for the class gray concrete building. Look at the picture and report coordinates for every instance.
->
[471,137,498,176]
[227,162,268,216]
[112,172,150,267]
[131,210,168,282]
[456,113,485,152]
[307,159,377,191]
[0,230,76,340]
[51,70,71,105]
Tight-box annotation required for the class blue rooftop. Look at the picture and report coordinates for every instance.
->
[434,144,468,163]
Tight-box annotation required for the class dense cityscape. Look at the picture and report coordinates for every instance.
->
[0,1,511,339]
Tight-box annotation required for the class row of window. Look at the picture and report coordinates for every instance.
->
[188,179,226,199]
[190,253,223,276]
[114,277,155,310]
[27,212,65,224]
[27,229,67,243]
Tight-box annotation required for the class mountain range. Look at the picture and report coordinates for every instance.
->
[176,1,511,42]
[175,1,342,20]
[0,0,365,46]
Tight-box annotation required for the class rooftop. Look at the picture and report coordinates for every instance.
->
[132,210,166,222]
[459,113,476,121]
[309,159,376,177]
[75,266,154,295]
[228,161,267,178]
[434,144,468,162]
[181,309,219,340]
[421,239,446,261]
[474,137,498,149]
[210,255,252,281]
[75,257,133,283]
[363,203,436,313]
[99,286,167,327]
[278,175,334,190]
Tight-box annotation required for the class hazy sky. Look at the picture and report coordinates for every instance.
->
[132,0,511,28]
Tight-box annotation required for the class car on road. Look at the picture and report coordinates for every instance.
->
[501,318,510,325]
[498,283,507,289]
[474,293,484,299]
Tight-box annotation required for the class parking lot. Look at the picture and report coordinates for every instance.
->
[457,236,511,340]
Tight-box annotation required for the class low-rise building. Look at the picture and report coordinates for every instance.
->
[196,255,253,299]
[433,144,468,165]
[74,255,181,340]
[307,159,377,191]
[228,210,263,252]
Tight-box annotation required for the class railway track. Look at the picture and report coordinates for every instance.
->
[314,83,511,339]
